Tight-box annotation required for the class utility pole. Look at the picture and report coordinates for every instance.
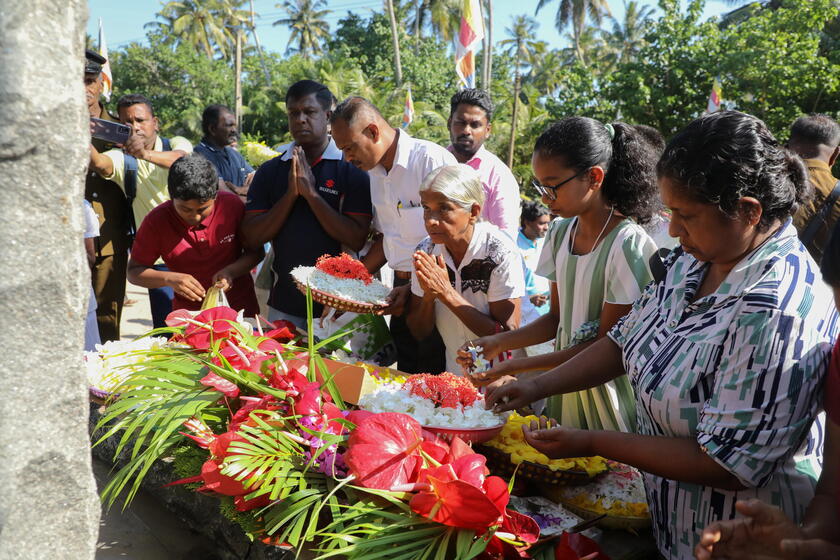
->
[249,0,272,87]
[234,28,243,129]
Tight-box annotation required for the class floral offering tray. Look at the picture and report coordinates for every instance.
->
[292,278,387,314]
[476,445,600,486]
[559,502,650,531]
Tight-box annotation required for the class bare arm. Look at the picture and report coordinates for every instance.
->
[84,238,96,269]
[213,244,266,290]
[524,419,747,490]
[362,235,387,274]
[141,149,186,169]
[89,145,114,177]
[801,419,840,542]
[294,148,371,251]
[127,258,205,302]
[240,189,298,249]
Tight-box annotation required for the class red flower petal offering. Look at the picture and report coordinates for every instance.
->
[315,252,373,285]
[403,372,481,409]
[184,306,241,350]
[345,412,424,490]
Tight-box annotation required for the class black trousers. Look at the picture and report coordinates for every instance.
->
[390,277,446,374]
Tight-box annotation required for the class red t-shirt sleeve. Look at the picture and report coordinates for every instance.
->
[130,207,163,267]
[824,339,840,424]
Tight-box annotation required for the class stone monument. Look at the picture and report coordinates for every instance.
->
[0,1,100,558]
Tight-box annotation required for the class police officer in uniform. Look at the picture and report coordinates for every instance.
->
[84,49,129,342]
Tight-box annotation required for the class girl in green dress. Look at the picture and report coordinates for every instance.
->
[458,117,661,432]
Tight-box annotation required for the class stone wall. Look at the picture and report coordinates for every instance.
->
[0,2,100,559]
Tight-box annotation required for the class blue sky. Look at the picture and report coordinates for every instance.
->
[87,0,731,55]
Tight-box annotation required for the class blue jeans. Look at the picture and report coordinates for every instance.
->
[149,263,174,329]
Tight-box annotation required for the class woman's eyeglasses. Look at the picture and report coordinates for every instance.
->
[531,169,589,201]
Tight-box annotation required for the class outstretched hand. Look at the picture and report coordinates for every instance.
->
[693,499,804,560]
[522,417,592,459]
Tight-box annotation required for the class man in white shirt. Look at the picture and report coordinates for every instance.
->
[331,96,457,373]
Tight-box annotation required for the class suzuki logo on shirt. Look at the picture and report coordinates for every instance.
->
[319,178,338,195]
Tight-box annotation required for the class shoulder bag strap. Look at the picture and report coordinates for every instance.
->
[123,154,139,240]
[801,179,840,246]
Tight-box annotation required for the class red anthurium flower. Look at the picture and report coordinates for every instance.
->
[234,493,272,512]
[230,395,281,431]
[347,409,374,427]
[180,416,216,449]
[345,412,424,490]
[409,474,508,531]
[258,338,284,354]
[184,306,240,350]
[480,536,531,559]
[208,430,247,459]
[294,384,323,417]
[420,433,451,464]
[499,509,540,545]
[269,367,310,398]
[200,372,240,398]
[554,533,609,560]
[417,454,489,490]
[264,319,297,342]
[165,308,194,328]
[198,459,250,496]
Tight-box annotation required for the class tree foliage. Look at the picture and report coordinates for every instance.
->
[105,0,840,192]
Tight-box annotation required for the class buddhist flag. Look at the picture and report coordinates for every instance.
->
[98,18,113,101]
[455,0,485,89]
[401,86,414,129]
[706,77,723,114]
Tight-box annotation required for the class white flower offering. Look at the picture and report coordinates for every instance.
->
[85,337,169,394]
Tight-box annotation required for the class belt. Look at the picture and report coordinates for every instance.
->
[394,270,412,280]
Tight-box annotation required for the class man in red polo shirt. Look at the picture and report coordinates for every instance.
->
[127,153,263,316]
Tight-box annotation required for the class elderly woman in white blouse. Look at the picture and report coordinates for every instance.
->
[406,164,525,373]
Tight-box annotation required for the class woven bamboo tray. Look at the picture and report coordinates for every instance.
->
[560,501,651,531]
[293,278,388,314]
[476,445,600,486]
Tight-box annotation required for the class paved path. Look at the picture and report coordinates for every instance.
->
[95,285,212,559]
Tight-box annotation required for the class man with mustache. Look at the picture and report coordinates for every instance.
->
[447,88,520,240]
[194,104,254,200]
[241,80,372,329]
[89,93,193,327]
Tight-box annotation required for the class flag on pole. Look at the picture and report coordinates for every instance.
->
[706,77,723,114]
[401,86,414,129]
[98,18,113,102]
[455,0,485,89]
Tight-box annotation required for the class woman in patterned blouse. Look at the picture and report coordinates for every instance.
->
[487,111,838,559]
[695,223,840,559]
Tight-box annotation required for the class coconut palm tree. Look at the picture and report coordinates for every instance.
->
[603,0,654,64]
[499,15,541,167]
[272,0,331,60]
[410,0,460,41]
[535,0,611,63]
[149,0,245,60]
[386,0,403,85]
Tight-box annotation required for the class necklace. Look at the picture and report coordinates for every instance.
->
[570,207,615,255]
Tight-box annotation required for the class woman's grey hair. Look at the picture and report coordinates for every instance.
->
[418,164,485,211]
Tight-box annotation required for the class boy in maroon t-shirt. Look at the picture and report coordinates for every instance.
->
[127,153,262,317]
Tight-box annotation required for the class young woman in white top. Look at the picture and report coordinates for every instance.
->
[406,165,525,373]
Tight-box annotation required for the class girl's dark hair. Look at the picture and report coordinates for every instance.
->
[657,111,811,231]
[520,200,549,227]
[533,117,660,224]
[821,221,840,287]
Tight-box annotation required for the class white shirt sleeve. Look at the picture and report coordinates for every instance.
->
[488,243,526,302]
[82,200,100,239]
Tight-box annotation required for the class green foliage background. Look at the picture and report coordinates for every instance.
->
[107,0,840,194]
